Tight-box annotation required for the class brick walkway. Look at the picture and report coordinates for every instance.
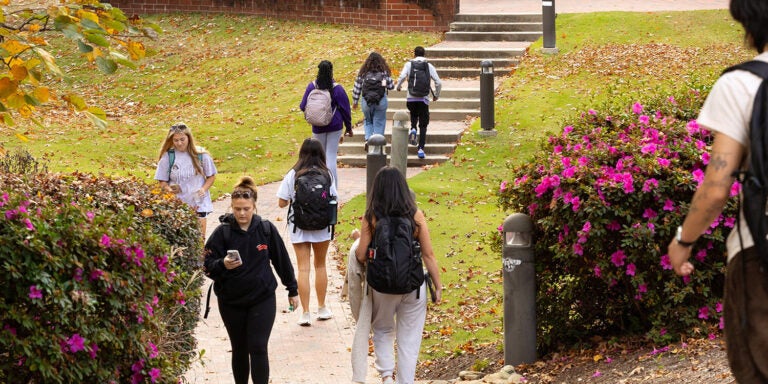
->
[184,167,424,384]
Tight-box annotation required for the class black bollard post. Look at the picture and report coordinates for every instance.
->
[542,0,558,54]
[480,60,495,132]
[366,134,387,198]
[502,213,537,365]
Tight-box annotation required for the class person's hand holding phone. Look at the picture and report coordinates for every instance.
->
[224,250,243,270]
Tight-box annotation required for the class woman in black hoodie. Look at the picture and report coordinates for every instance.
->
[204,176,299,384]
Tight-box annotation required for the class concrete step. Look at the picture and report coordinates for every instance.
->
[337,154,450,167]
[445,31,542,42]
[386,108,478,120]
[387,98,480,110]
[450,21,542,33]
[438,67,514,78]
[428,57,519,70]
[339,142,457,156]
[426,44,528,58]
[389,87,479,98]
[454,13,543,23]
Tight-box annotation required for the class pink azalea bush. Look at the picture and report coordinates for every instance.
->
[497,93,735,350]
[0,152,203,382]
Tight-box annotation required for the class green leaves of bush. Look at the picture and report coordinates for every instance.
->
[0,164,202,383]
[498,91,734,351]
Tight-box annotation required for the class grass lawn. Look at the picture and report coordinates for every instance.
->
[0,8,753,363]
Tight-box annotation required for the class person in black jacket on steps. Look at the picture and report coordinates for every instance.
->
[204,176,299,384]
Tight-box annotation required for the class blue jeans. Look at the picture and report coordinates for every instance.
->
[312,129,342,188]
[362,96,388,141]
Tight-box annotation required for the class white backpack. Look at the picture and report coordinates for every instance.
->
[304,82,337,126]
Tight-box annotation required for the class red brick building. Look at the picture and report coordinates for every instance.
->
[106,0,458,32]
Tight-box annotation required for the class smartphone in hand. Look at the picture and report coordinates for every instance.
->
[226,250,242,263]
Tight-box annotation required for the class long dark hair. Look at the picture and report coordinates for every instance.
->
[364,167,418,229]
[357,52,391,77]
[292,137,330,176]
[315,60,334,90]
[730,0,768,53]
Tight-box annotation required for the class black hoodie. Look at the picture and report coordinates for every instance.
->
[204,214,298,307]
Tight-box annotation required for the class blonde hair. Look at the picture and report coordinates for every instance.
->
[232,176,258,202]
[158,123,205,175]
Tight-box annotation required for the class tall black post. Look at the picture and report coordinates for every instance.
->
[542,0,558,54]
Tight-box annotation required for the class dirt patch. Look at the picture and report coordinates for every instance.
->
[417,337,735,383]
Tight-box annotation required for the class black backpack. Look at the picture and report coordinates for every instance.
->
[289,167,337,234]
[361,71,386,105]
[408,60,432,98]
[726,60,768,263]
[366,213,424,295]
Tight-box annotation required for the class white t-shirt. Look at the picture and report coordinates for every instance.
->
[154,150,217,213]
[697,52,768,260]
[277,168,338,244]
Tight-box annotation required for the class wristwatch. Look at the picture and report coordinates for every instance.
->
[675,226,695,248]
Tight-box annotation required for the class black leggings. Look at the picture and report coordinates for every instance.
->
[218,294,276,384]
[406,101,430,150]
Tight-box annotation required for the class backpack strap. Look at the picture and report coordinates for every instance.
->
[204,221,231,319]
[167,149,175,180]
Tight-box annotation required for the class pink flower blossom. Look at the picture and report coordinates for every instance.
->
[642,208,657,219]
[148,342,159,358]
[660,254,672,270]
[588,109,597,115]
[638,115,650,125]
[67,334,85,353]
[563,125,574,135]
[719,317,725,330]
[657,158,671,167]
[499,181,508,193]
[642,179,659,192]
[86,211,95,221]
[692,169,705,184]
[100,234,111,247]
[731,181,741,197]
[592,371,602,377]
[514,175,528,186]
[578,156,589,166]
[626,263,636,276]
[686,120,700,134]
[716,302,723,313]
[90,269,104,281]
[698,306,709,319]
[662,199,675,211]
[28,285,42,300]
[610,250,626,267]
[709,333,717,340]
[573,243,583,256]
[638,283,647,293]
[89,343,99,359]
[593,265,602,277]
[23,218,34,231]
[695,249,707,262]
[701,152,710,165]
[149,368,161,383]
[632,102,644,114]
[607,220,621,231]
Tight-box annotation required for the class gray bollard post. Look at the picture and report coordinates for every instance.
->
[391,111,410,176]
[541,0,559,54]
[480,60,496,136]
[366,134,387,197]
[502,213,536,366]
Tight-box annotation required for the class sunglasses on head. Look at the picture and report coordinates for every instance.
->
[169,124,188,132]
[232,190,253,199]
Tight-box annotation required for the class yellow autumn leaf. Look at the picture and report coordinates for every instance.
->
[33,87,50,103]
[28,36,47,46]
[0,0,10,6]
[18,104,33,118]
[127,41,146,60]
[11,65,28,81]
[141,209,154,217]
[2,40,30,55]
[593,354,603,362]
[28,24,42,33]
[6,92,26,109]
[76,10,100,25]
[0,78,17,99]
[15,132,28,142]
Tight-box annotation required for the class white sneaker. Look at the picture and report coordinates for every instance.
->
[382,376,394,384]
[297,312,311,326]
[317,306,333,320]
[417,148,425,159]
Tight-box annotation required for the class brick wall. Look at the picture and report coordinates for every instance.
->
[106,0,458,32]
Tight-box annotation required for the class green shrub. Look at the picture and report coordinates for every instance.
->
[497,90,734,351]
[0,151,203,383]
